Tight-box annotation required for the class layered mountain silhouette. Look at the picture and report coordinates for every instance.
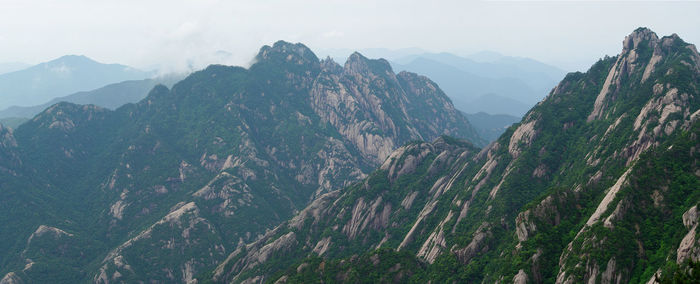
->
[0,74,184,123]
[391,52,565,117]
[0,55,152,109]
[209,28,700,283]
[0,41,480,283]
[1,28,699,284]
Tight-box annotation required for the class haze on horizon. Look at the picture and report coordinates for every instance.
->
[1,0,698,73]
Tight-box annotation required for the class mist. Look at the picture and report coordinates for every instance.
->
[0,0,698,73]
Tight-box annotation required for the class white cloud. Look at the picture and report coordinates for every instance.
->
[322,30,344,38]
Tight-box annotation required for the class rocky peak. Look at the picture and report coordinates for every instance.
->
[320,56,343,74]
[344,52,393,76]
[255,40,319,67]
[29,102,107,132]
[0,124,17,148]
[622,27,659,54]
[587,28,699,121]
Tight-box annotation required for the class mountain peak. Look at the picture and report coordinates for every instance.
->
[320,56,343,74]
[344,52,393,75]
[622,27,659,53]
[49,55,98,65]
[255,40,319,65]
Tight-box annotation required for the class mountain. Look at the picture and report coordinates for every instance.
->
[0,41,480,283]
[390,52,566,117]
[0,55,152,109]
[0,117,29,129]
[464,112,520,142]
[208,28,700,283]
[0,62,30,75]
[0,74,184,121]
[315,47,429,64]
[462,93,532,116]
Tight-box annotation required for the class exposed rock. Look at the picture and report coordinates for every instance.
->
[645,269,663,284]
[515,212,537,242]
[289,191,340,229]
[213,231,298,282]
[312,237,332,256]
[400,191,419,210]
[0,272,23,284]
[677,205,700,264]
[513,269,528,284]
[454,222,492,264]
[99,202,224,282]
[585,168,632,226]
[509,119,538,159]
[683,205,698,229]
[589,28,661,122]
[601,258,623,284]
[342,196,389,240]
[28,225,72,242]
[109,200,126,220]
[417,211,453,263]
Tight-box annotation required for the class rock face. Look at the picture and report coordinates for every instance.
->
[0,41,479,283]
[208,28,700,284]
[310,52,481,164]
[212,137,480,283]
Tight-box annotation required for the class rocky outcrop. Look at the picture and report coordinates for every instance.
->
[97,202,225,283]
[309,52,480,164]
[212,29,700,284]
[677,205,700,264]
[212,137,479,282]
[588,28,660,122]
[514,269,528,284]
[0,272,23,284]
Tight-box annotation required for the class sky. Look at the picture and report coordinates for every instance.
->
[0,0,699,73]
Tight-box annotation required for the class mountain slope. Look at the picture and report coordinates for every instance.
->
[0,62,30,75]
[0,75,184,120]
[0,55,152,109]
[209,28,700,284]
[0,41,480,283]
[464,112,520,142]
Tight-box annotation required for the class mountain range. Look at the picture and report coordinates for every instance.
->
[0,28,698,284]
[319,48,566,117]
[0,55,153,109]
[463,112,520,142]
[0,41,480,283]
[0,74,184,124]
[0,62,31,75]
[209,28,700,283]
[391,52,565,117]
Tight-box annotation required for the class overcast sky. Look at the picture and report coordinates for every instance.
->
[1,0,699,73]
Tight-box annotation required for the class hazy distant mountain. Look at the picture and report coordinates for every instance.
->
[317,48,565,117]
[464,50,505,62]
[463,111,520,142]
[461,93,532,116]
[394,52,565,93]
[0,74,184,120]
[391,52,565,117]
[316,47,429,63]
[0,62,30,75]
[0,55,153,109]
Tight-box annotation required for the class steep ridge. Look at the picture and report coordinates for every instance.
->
[209,28,700,283]
[0,41,478,283]
[211,137,479,283]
